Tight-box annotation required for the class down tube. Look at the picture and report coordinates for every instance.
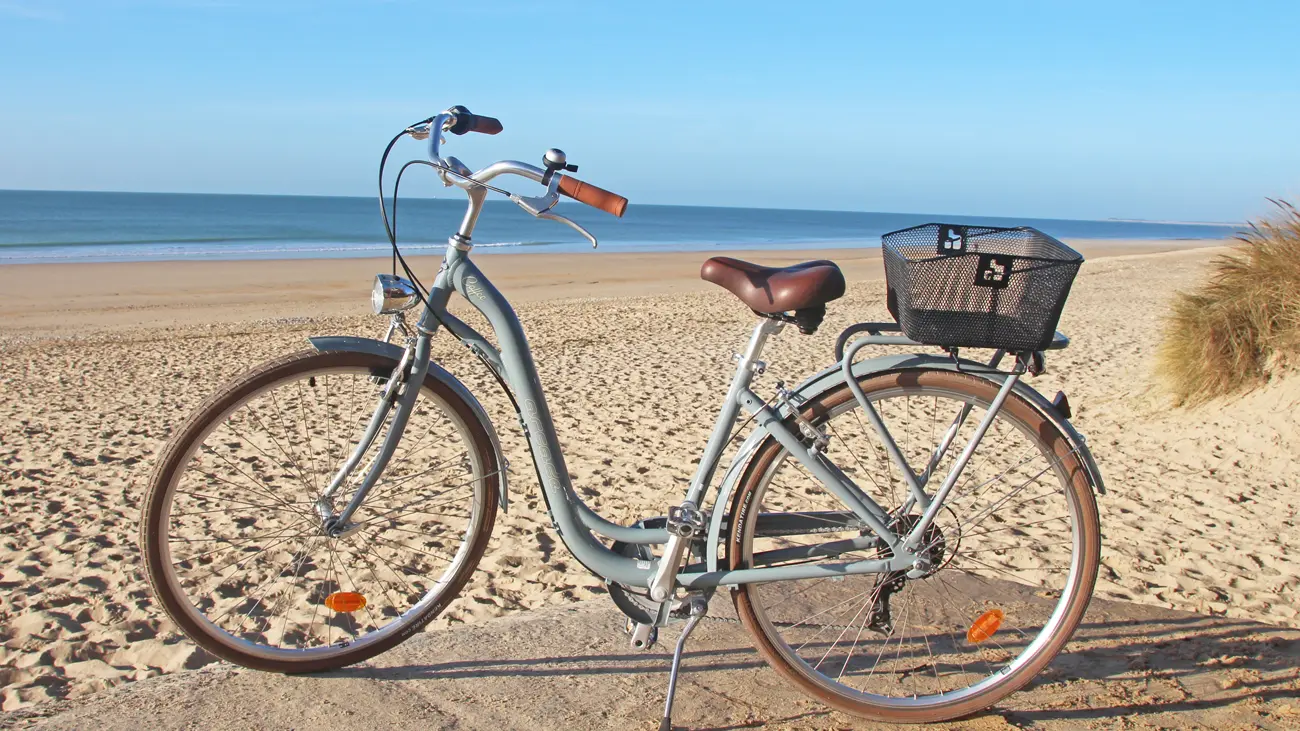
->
[443,251,656,587]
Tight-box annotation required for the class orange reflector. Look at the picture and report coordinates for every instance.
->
[967,609,1005,644]
[324,592,367,613]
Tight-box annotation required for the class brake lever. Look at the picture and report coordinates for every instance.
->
[538,210,598,248]
[509,175,561,216]
[491,168,594,248]
[506,179,597,248]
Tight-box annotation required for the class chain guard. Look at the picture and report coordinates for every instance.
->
[608,539,661,625]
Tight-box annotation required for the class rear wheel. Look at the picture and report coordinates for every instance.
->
[728,369,1100,723]
[141,350,500,672]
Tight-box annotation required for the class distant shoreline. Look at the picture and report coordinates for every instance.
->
[0,189,1241,265]
[0,187,1252,221]
[0,234,1234,266]
[1105,217,1242,226]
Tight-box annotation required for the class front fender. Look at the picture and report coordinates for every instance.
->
[308,336,509,512]
[704,352,1105,572]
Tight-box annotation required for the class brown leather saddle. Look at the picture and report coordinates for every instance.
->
[700,257,846,313]
[700,256,846,333]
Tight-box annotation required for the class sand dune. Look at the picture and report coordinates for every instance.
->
[1,241,1296,711]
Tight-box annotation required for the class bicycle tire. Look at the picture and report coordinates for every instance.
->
[141,349,500,673]
[727,368,1100,723]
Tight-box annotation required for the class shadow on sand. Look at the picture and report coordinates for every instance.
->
[326,611,1299,728]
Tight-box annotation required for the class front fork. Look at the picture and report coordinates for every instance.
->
[314,336,431,535]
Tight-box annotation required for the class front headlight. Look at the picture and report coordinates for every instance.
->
[371,274,419,315]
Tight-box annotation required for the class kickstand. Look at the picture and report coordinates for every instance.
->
[659,597,707,731]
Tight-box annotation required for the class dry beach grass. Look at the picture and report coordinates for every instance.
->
[1158,200,1300,404]
[1,242,1297,712]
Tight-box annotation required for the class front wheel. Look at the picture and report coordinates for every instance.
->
[727,369,1100,723]
[141,349,500,673]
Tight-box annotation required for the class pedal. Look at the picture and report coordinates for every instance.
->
[665,505,705,538]
[625,618,658,651]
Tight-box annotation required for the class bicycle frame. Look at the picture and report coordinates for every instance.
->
[317,119,1035,594]
[143,111,1110,731]
[318,244,1038,593]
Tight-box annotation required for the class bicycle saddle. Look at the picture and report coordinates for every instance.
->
[700,256,846,314]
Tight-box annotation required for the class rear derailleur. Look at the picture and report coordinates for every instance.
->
[866,516,948,634]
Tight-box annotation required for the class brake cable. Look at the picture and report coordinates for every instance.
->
[378,119,532,307]
[377,123,521,396]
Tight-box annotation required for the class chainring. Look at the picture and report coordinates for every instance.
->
[607,539,660,625]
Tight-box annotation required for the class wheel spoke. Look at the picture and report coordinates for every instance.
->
[195,444,314,522]
[241,390,319,496]
[173,489,308,516]
[171,519,310,566]
[362,450,471,505]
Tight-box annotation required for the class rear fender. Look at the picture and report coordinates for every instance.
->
[308,336,509,512]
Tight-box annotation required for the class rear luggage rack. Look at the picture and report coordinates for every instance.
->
[833,321,1069,363]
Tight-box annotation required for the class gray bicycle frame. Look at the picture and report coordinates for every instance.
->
[319,118,1038,593]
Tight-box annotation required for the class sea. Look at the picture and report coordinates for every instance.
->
[0,189,1240,264]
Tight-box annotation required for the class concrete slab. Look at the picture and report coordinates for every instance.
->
[6,590,1299,730]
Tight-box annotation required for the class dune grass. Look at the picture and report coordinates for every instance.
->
[1157,199,1300,405]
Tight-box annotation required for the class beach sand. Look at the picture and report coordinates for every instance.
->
[2,238,1297,711]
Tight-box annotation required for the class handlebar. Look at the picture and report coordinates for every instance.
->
[420,105,630,246]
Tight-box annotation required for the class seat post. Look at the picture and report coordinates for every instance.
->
[742,316,785,365]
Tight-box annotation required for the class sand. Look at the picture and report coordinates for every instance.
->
[2,238,1297,712]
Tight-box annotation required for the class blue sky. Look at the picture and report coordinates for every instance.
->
[1,1,1297,221]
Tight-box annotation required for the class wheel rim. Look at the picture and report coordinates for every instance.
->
[738,380,1088,707]
[154,363,490,662]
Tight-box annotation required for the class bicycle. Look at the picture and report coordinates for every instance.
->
[141,106,1104,729]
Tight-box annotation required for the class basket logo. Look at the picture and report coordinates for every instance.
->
[937,225,968,255]
[974,254,1014,289]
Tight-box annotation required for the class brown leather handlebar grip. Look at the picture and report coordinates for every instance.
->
[557,175,628,217]
[465,114,503,135]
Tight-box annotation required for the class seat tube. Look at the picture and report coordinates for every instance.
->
[684,318,783,505]
[649,318,782,601]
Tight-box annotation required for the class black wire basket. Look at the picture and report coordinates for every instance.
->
[882,223,1083,352]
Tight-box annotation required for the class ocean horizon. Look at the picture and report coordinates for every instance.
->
[0,189,1241,265]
